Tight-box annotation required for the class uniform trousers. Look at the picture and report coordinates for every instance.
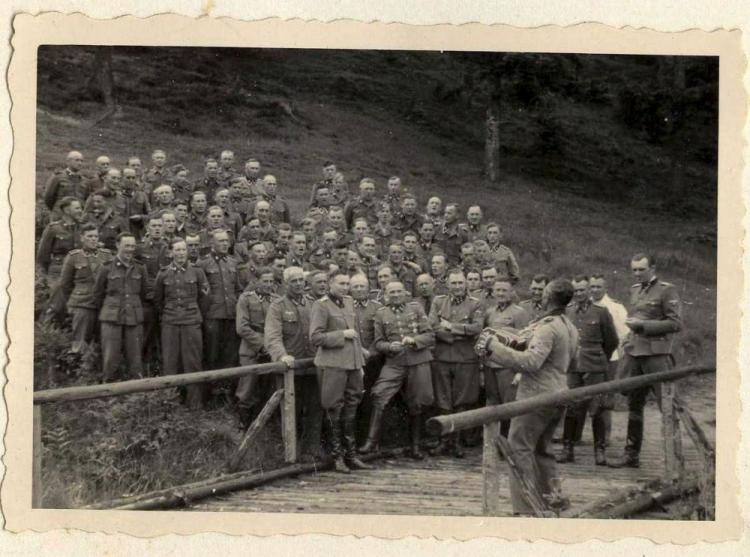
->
[236,354,271,410]
[507,405,565,515]
[484,366,518,437]
[357,355,385,443]
[274,373,324,457]
[371,361,433,415]
[161,322,203,408]
[203,318,240,369]
[100,322,144,383]
[565,371,608,448]
[141,302,160,373]
[69,307,98,353]
[432,361,479,411]
[317,367,364,411]
[621,353,672,455]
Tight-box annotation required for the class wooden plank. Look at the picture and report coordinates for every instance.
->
[228,388,284,472]
[34,359,315,404]
[660,381,684,481]
[32,404,42,509]
[482,422,501,516]
[428,366,714,435]
[282,367,297,463]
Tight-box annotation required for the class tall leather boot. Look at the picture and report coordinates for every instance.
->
[343,405,372,470]
[409,414,425,460]
[556,412,577,463]
[325,408,350,474]
[592,412,607,466]
[359,406,384,454]
[608,416,642,468]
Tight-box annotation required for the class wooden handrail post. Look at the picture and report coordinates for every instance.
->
[32,404,43,508]
[482,421,501,516]
[281,366,297,463]
[660,380,684,482]
[227,388,284,472]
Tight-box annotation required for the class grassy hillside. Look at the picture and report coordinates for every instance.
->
[36,46,717,366]
[33,46,718,508]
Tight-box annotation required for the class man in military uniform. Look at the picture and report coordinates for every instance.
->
[234,267,279,426]
[285,232,311,270]
[309,160,337,205]
[423,196,444,228]
[609,254,682,468]
[199,206,235,256]
[462,205,487,242]
[467,270,483,298]
[265,266,323,461]
[237,241,269,289]
[214,188,243,240]
[401,232,427,273]
[416,221,443,266]
[393,194,425,236]
[160,210,180,246]
[356,235,381,286]
[94,232,148,383]
[185,234,202,264]
[83,193,128,250]
[475,267,499,310]
[150,184,176,218]
[135,216,171,375]
[435,203,469,266]
[43,151,89,216]
[253,200,278,244]
[259,174,290,224]
[477,279,579,516]
[381,175,403,218]
[185,191,209,235]
[37,196,83,291]
[486,223,520,284]
[309,229,338,270]
[217,150,238,189]
[557,275,618,465]
[154,239,210,408]
[169,164,194,204]
[371,204,398,258]
[482,279,531,437]
[143,149,170,202]
[83,155,111,194]
[361,281,435,459]
[310,272,372,473]
[428,270,484,457]
[121,167,152,238]
[386,242,417,296]
[200,159,222,202]
[520,274,549,322]
[57,223,113,353]
[241,158,267,199]
[229,179,252,224]
[414,273,436,314]
[349,273,384,442]
[429,254,450,296]
[197,230,242,383]
[344,178,379,229]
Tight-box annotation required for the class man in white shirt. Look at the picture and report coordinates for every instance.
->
[589,273,629,444]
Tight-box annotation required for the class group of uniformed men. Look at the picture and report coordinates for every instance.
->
[37,149,683,511]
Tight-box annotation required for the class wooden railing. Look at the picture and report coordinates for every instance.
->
[426,365,716,517]
[32,358,317,508]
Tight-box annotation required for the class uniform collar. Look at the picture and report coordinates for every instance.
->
[353,298,368,308]
[641,275,658,290]
[329,295,345,308]
[212,250,228,261]
[496,301,510,312]
[171,261,188,273]
[254,290,272,302]
[450,294,466,305]
[389,302,405,312]
[288,293,306,306]
[575,299,591,313]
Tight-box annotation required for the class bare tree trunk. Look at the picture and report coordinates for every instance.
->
[89,47,118,124]
[484,103,500,183]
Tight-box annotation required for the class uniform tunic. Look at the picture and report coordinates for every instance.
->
[620,277,682,454]
[37,219,80,287]
[371,302,435,414]
[344,197,379,228]
[196,251,242,370]
[43,168,90,211]
[428,294,484,410]
[434,222,469,266]
[94,256,148,382]
[488,243,520,284]
[310,295,366,411]
[58,247,113,351]
[265,294,322,457]
[235,289,279,408]
[487,312,579,515]
[482,303,531,414]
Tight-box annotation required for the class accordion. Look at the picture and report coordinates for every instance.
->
[474,327,529,357]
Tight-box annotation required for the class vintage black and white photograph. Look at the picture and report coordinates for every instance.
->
[13,16,734,533]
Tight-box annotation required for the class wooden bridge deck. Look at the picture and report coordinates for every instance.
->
[192,403,713,516]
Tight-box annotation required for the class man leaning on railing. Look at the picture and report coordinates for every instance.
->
[475,278,579,516]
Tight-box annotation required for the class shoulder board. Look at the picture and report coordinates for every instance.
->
[320,295,330,302]
[68,248,83,255]
[99,248,113,254]
[467,295,481,302]
[376,305,389,312]
[631,283,641,288]
[407,301,422,308]
[658,281,673,287]
[48,219,63,226]
[542,316,556,323]
[434,294,448,300]
[270,293,282,299]
[343,294,353,300]
[566,301,575,308]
